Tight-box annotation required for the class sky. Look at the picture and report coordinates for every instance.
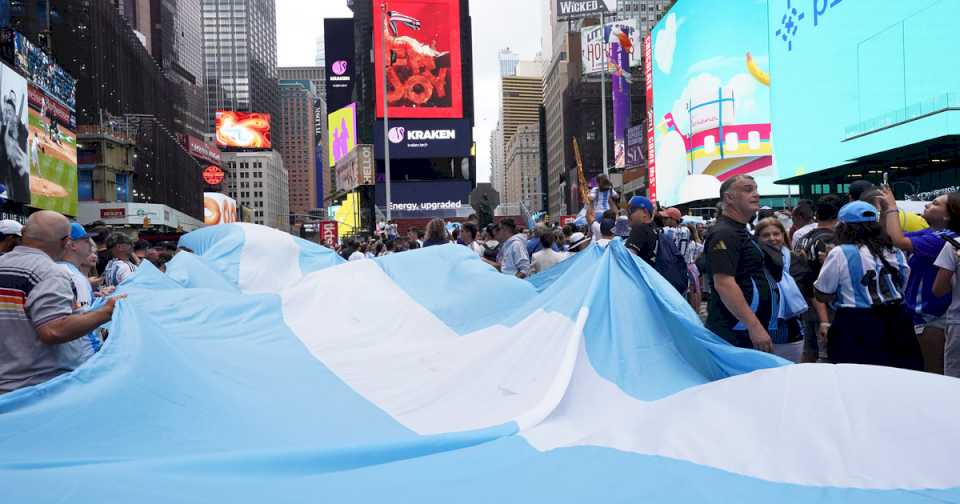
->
[275,0,545,183]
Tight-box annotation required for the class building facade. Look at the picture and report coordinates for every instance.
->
[223,150,289,231]
[201,0,280,130]
[277,80,317,223]
[504,124,543,214]
[278,66,328,211]
[495,58,543,215]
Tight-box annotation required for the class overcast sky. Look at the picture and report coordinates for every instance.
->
[275,0,545,183]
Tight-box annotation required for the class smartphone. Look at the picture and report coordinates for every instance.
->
[883,172,890,186]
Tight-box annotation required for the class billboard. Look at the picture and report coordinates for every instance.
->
[374,179,472,218]
[328,103,357,168]
[556,0,611,19]
[625,123,644,168]
[581,19,642,75]
[12,32,76,111]
[768,0,960,181]
[203,193,238,226]
[0,62,28,205]
[323,18,356,112]
[373,0,464,119]
[27,84,77,214]
[373,118,472,159]
[314,96,324,207]
[335,144,374,194]
[649,0,777,205]
[215,111,272,149]
[184,135,222,165]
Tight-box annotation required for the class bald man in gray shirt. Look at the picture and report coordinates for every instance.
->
[0,211,122,394]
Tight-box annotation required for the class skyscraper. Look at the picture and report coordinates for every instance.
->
[615,0,673,36]
[277,79,317,223]
[278,67,328,211]
[151,0,206,139]
[315,36,325,67]
[201,0,280,130]
[494,59,543,214]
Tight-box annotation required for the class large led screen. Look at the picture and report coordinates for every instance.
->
[0,62,29,205]
[768,0,960,182]
[27,84,77,215]
[649,0,777,205]
[215,111,272,149]
[373,0,464,119]
[328,103,357,168]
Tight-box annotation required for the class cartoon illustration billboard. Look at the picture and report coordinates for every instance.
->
[650,0,780,205]
[327,103,357,168]
[373,0,464,119]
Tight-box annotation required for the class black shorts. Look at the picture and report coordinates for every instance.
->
[827,305,923,370]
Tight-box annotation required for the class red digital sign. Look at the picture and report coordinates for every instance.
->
[202,165,225,185]
[373,0,463,119]
[215,111,272,149]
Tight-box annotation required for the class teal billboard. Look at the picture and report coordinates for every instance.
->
[769,0,960,180]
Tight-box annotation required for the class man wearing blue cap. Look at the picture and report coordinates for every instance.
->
[56,223,102,369]
[626,196,657,266]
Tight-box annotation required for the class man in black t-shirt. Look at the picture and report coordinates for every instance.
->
[705,175,775,352]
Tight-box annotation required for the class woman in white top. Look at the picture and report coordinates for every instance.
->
[531,230,568,275]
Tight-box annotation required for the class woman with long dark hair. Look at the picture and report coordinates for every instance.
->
[931,192,960,377]
[814,202,922,369]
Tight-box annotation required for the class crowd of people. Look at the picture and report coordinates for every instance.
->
[0,212,190,394]
[2,177,959,395]
[327,175,960,376]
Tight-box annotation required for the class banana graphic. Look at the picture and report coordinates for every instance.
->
[746,52,770,86]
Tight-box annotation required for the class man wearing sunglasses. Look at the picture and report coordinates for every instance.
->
[0,210,123,394]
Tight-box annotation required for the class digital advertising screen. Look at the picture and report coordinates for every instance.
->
[203,192,238,226]
[374,179,472,218]
[27,84,77,215]
[215,111,272,149]
[767,0,960,182]
[327,103,357,168]
[373,118,471,159]
[650,0,778,206]
[0,61,29,206]
[323,18,356,112]
[373,0,464,119]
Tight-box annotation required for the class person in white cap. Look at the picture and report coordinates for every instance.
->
[0,219,23,255]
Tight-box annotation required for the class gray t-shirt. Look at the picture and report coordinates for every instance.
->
[934,242,960,324]
[0,246,75,393]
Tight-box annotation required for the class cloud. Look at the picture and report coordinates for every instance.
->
[667,72,758,134]
[654,13,678,74]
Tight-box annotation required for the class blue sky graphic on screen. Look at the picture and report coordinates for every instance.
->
[767,0,960,181]
[651,0,777,205]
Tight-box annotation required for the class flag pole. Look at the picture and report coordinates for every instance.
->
[600,10,609,176]
[381,2,393,222]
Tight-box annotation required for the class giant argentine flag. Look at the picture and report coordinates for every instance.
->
[2,224,960,503]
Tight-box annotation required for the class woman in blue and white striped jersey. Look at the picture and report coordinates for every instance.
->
[814,201,923,370]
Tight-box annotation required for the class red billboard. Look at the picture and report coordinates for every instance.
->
[215,111,272,149]
[373,0,463,119]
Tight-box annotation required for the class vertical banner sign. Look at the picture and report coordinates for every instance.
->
[314,96,324,206]
[323,18,356,112]
[373,0,464,119]
[610,39,630,170]
[644,33,656,203]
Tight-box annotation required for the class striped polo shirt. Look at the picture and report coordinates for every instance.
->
[0,246,75,393]
[814,244,910,309]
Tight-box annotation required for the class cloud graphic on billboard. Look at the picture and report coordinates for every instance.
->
[668,72,757,135]
[388,127,406,144]
[654,13,678,74]
[332,60,348,76]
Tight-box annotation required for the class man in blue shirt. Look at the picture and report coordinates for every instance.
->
[495,219,531,279]
[881,187,952,373]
